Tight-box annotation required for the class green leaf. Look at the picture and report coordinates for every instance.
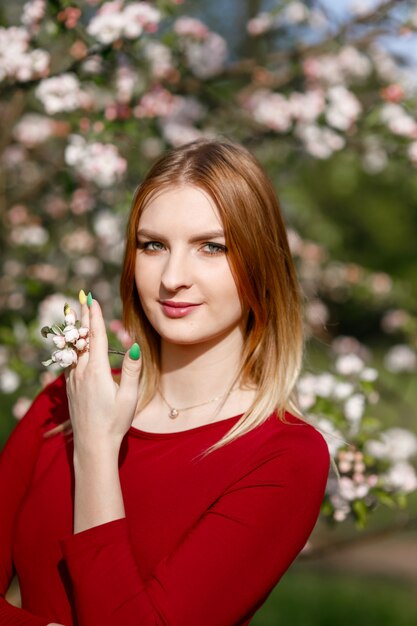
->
[352,499,368,529]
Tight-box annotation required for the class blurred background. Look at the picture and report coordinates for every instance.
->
[1,0,417,623]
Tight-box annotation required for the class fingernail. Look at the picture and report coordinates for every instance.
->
[79,289,87,305]
[87,291,93,308]
[129,342,141,360]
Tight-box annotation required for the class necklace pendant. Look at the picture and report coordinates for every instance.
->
[169,408,179,418]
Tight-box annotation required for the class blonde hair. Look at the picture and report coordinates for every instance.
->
[120,138,323,459]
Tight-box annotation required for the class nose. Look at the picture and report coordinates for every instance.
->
[160,247,193,293]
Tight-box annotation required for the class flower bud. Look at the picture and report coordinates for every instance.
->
[63,325,80,343]
[64,309,77,326]
[52,335,66,349]
[75,338,87,351]
[53,348,78,367]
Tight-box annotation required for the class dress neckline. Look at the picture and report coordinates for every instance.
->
[128,413,244,439]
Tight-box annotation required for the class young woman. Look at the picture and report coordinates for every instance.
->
[0,139,330,626]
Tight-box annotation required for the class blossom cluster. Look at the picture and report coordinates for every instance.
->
[0,26,49,83]
[35,73,92,115]
[298,346,417,526]
[244,84,362,159]
[41,303,89,368]
[87,1,161,44]
[65,135,127,187]
[173,17,228,79]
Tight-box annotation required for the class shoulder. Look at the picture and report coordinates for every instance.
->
[240,409,331,485]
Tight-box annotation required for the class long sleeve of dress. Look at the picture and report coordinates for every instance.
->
[0,390,50,626]
[60,425,330,626]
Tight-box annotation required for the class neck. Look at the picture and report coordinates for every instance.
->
[158,326,245,407]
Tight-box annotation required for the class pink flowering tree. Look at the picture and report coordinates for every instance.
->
[1,0,417,536]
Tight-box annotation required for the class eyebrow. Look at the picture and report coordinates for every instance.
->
[137,228,225,242]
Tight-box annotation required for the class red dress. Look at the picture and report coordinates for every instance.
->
[0,372,330,626]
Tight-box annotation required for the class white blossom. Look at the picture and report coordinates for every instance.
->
[75,338,88,351]
[282,2,309,24]
[184,32,228,79]
[63,325,80,343]
[383,462,417,494]
[338,476,369,500]
[360,367,378,382]
[295,123,345,158]
[38,294,78,330]
[52,335,66,349]
[289,90,325,123]
[13,114,54,147]
[0,26,49,83]
[246,90,292,132]
[0,368,20,393]
[335,353,365,376]
[384,344,417,373]
[325,85,362,130]
[87,1,160,43]
[52,348,78,368]
[144,41,173,80]
[123,2,161,38]
[380,103,417,138]
[174,17,209,40]
[365,428,417,462]
[10,225,49,247]
[35,74,90,114]
[87,10,127,44]
[21,0,46,31]
[65,135,127,187]
[247,13,275,36]
[332,381,354,400]
[344,393,365,422]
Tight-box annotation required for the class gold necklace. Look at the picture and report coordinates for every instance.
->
[157,385,240,419]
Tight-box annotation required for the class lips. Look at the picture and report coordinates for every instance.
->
[160,302,201,318]
[159,301,200,307]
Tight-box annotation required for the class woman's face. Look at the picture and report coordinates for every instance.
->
[135,185,245,347]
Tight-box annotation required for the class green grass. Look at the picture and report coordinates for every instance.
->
[251,564,417,626]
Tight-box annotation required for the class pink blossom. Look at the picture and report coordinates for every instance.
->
[0,26,49,83]
[75,338,88,351]
[174,17,208,40]
[183,32,228,79]
[52,335,66,349]
[35,73,91,114]
[134,86,179,118]
[13,114,54,147]
[52,348,78,368]
[64,308,77,326]
[65,135,127,187]
[63,325,80,343]
[12,396,32,420]
[245,90,292,132]
[247,13,275,36]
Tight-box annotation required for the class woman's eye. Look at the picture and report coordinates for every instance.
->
[138,241,164,252]
[137,241,227,255]
[203,243,227,255]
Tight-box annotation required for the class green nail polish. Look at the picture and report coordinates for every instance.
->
[87,291,93,307]
[129,342,141,360]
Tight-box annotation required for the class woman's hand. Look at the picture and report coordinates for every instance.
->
[64,295,142,458]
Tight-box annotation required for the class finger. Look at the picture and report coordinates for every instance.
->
[76,289,90,370]
[118,343,142,408]
[79,289,89,328]
[87,293,109,366]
